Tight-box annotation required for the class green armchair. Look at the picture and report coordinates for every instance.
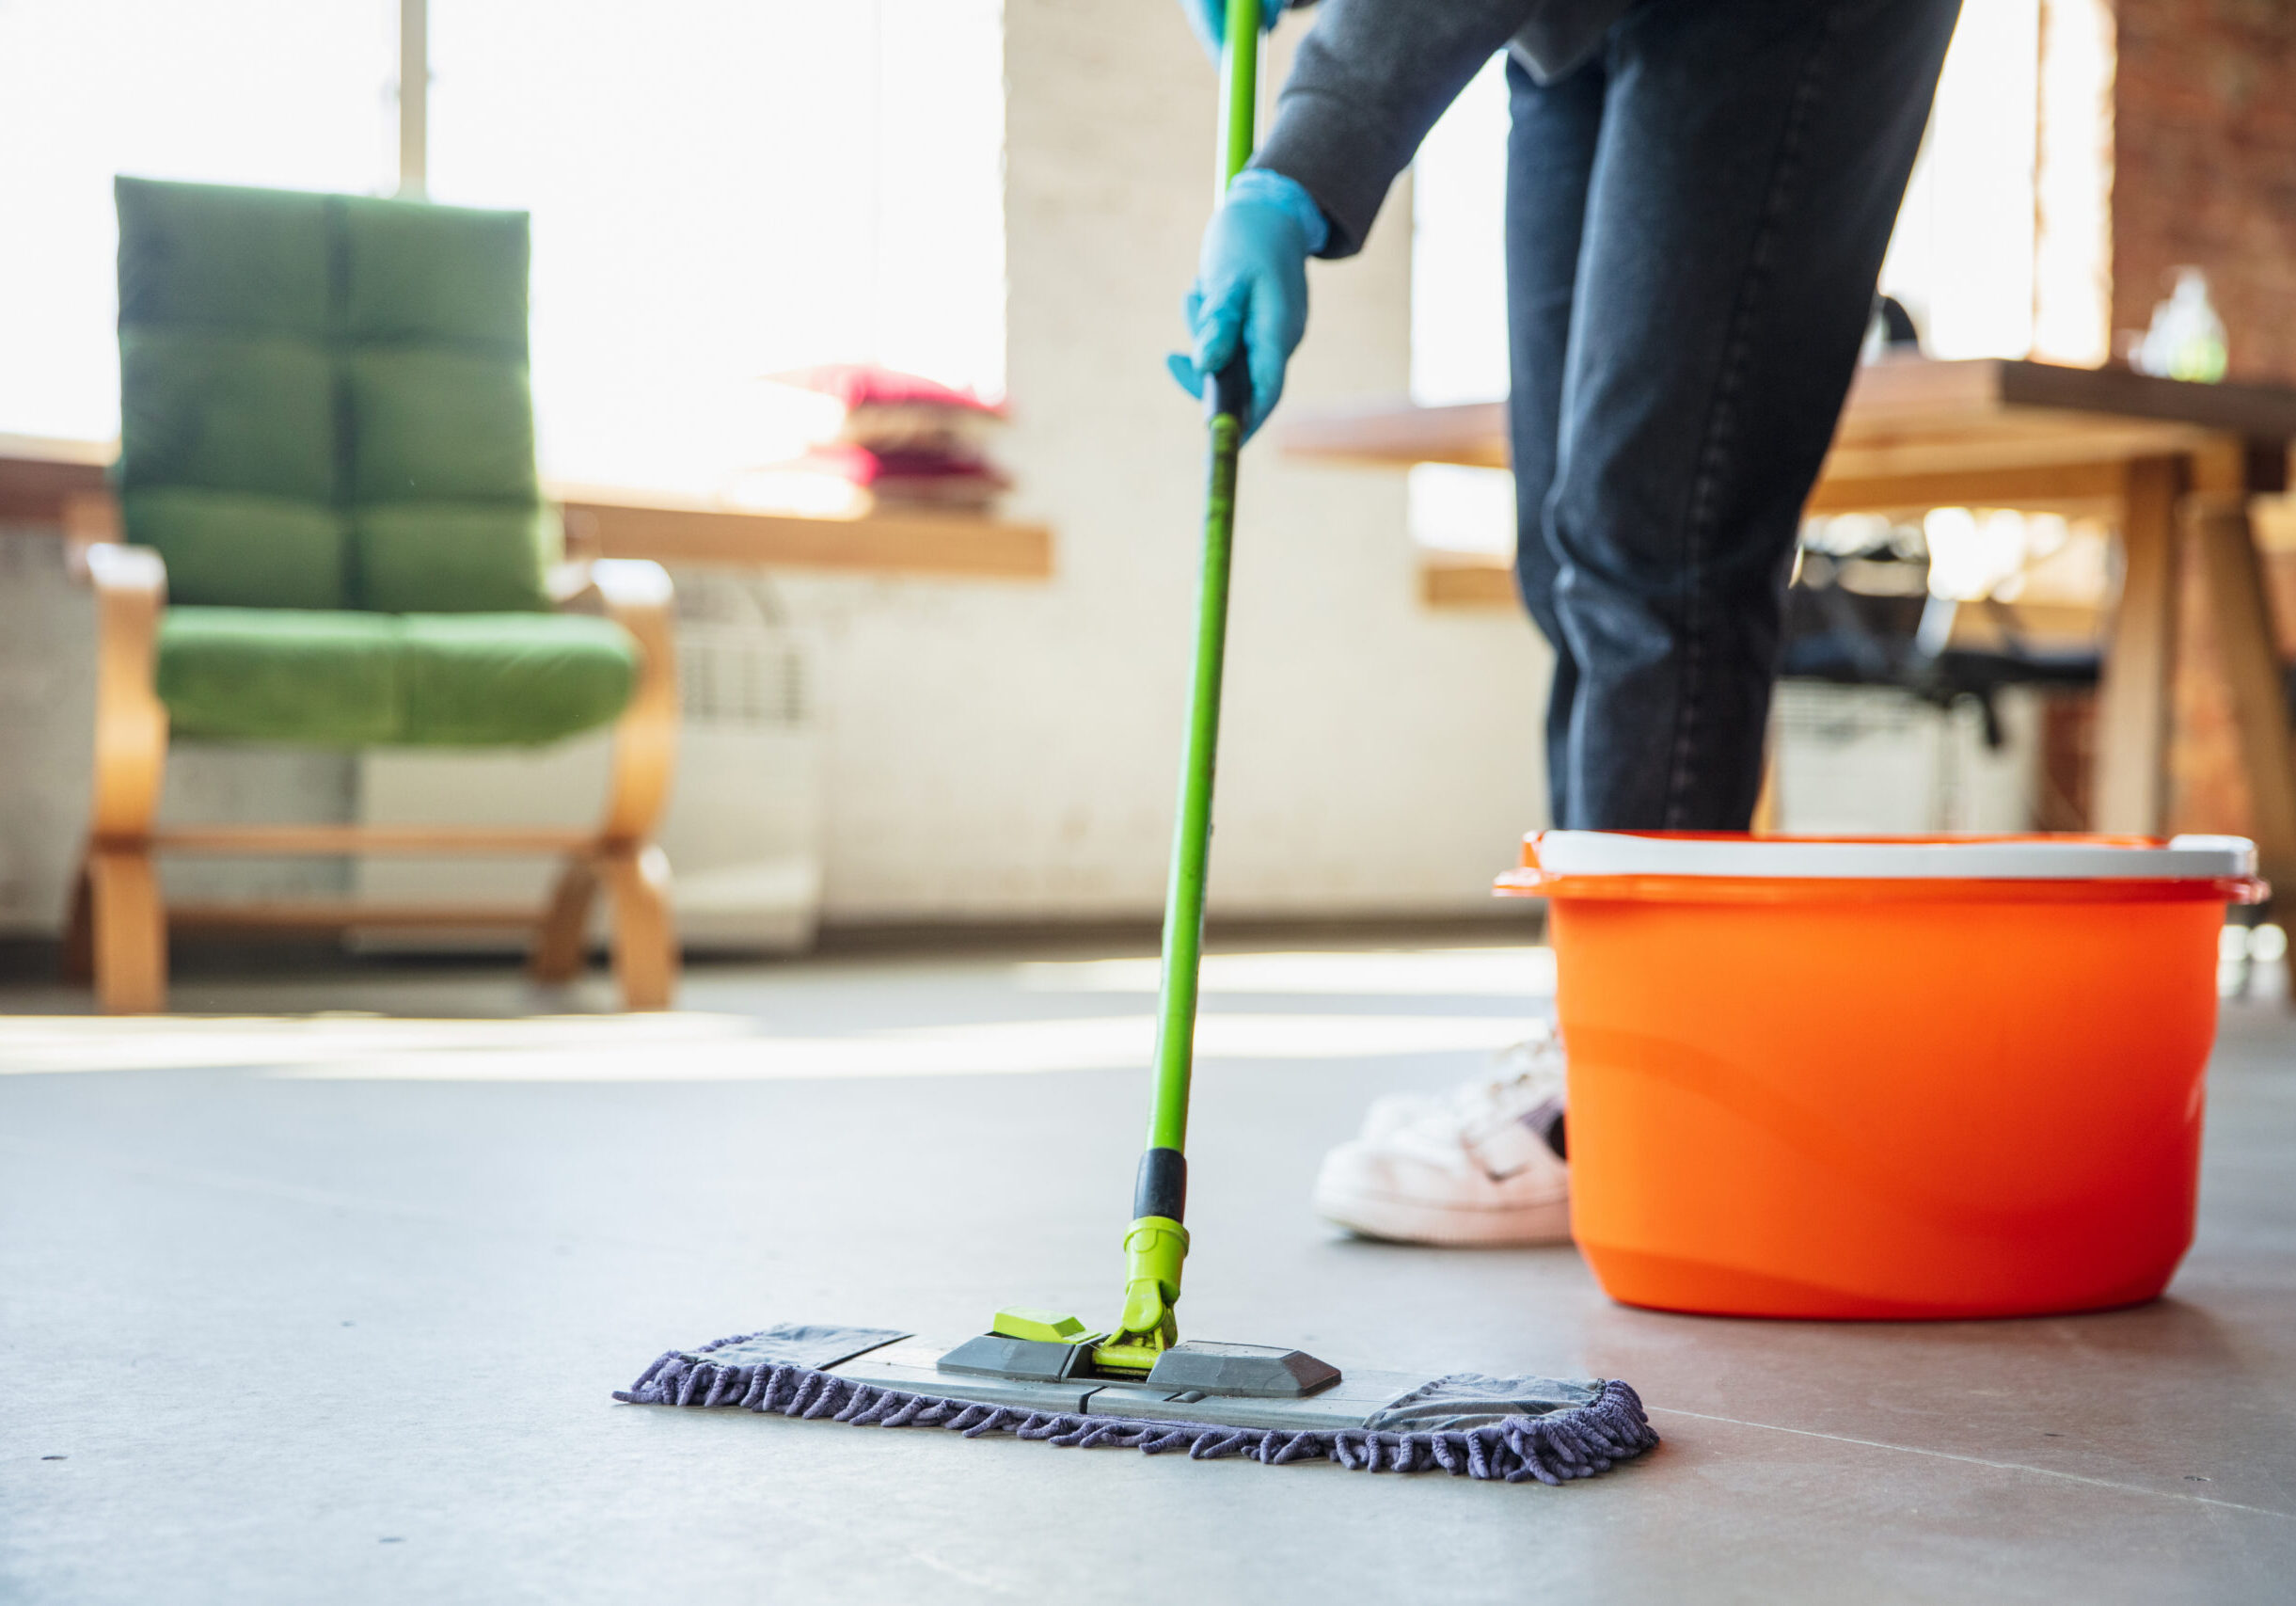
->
[65,177,680,1011]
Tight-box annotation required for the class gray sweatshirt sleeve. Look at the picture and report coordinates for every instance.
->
[1252,0,1628,258]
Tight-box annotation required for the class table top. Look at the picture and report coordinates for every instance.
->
[1280,358,2296,486]
[0,435,1053,580]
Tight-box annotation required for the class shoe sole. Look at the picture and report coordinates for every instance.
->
[1313,1185,1572,1248]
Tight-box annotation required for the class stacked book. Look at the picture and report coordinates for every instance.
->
[736,365,1009,518]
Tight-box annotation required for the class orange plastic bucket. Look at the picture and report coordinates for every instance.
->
[1496,832,2264,1320]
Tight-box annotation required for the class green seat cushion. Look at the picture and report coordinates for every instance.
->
[119,328,337,501]
[158,608,636,747]
[116,178,333,339]
[348,347,539,506]
[116,178,552,620]
[123,489,350,610]
[158,608,403,746]
[399,612,635,745]
[341,196,529,357]
[355,502,557,613]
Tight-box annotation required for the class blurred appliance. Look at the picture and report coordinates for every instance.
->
[1772,681,2039,835]
[356,568,822,954]
[1771,520,2087,834]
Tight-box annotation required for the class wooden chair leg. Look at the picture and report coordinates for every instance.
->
[600,845,677,1010]
[88,848,166,1013]
[579,560,680,1012]
[75,540,170,1010]
[529,856,600,983]
[60,861,95,984]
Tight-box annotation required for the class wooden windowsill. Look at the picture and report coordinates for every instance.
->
[0,436,1053,580]
[1418,552,1517,610]
[558,493,1051,580]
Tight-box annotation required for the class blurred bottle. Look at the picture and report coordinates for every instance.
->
[2133,267,2228,383]
[1860,294,1924,364]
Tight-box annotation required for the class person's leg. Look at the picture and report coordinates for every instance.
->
[1550,0,1961,828]
[1313,61,1605,1249]
[1504,54,1607,826]
[1317,0,1959,1246]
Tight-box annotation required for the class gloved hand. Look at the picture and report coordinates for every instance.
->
[1165,168,1330,440]
[1176,0,1290,61]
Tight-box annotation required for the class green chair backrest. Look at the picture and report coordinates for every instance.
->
[116,176,555,613]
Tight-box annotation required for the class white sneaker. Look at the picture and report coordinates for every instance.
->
[1313,1030,1571,1246]
[1354,1028,1562,1140]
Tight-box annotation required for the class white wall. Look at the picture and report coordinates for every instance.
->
[788,0,1550,922]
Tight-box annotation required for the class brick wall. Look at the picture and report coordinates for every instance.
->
[2112,3,2296,835]
[2113,0,2296,383]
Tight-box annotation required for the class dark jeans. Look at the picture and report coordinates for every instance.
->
[1506,0,1960,829]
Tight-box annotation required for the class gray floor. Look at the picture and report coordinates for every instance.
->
[3,939,2292,1604]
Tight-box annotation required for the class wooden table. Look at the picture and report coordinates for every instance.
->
[0,435,1055,581]
[1282,358,2296,895]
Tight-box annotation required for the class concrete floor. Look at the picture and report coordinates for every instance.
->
[3,938,2292,1604]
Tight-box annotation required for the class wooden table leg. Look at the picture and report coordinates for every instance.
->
[1751,748,1781,835]
[2093,456,2186,834]
[2189,495,2296,901]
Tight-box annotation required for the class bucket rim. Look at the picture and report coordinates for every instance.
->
[1496,831,2266,903]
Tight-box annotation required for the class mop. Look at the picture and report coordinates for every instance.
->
[615,1,1658,1484]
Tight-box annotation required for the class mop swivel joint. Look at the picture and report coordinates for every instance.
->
[1094,1215,1189,1372]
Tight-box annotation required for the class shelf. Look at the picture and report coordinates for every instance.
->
[559,494,1052,580]
[0,437,1053,580]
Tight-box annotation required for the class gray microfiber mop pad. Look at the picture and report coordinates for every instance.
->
[616,1328,1659,1484]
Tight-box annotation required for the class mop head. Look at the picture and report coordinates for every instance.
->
[616,1326,1658,1485]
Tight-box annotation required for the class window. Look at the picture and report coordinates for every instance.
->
[1878,0,2044,362]
[0,1,395,442]
[0,0,1005,500]
[426,0,1005,496]
[1406,56,1512,557]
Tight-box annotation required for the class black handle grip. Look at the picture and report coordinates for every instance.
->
[1207,357,1252,425]
[1133,1146,1188,1223]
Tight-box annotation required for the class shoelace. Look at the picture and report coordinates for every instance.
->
[1449,1044,1564,1126]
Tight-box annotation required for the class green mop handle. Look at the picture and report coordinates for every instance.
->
[1110,0,1261,1360]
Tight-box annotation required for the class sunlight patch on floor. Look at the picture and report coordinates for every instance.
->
[0,1011,760,1073]
[1015,946,1555,996]
[0,1010,1544,1080]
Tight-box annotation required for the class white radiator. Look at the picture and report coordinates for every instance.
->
[356,568,823,954]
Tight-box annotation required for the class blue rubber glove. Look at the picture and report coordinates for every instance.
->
[1166,169,1330,441]
[1177,0,1290,61]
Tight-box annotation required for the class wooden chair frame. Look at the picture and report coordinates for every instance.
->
[61,495,682,1012]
